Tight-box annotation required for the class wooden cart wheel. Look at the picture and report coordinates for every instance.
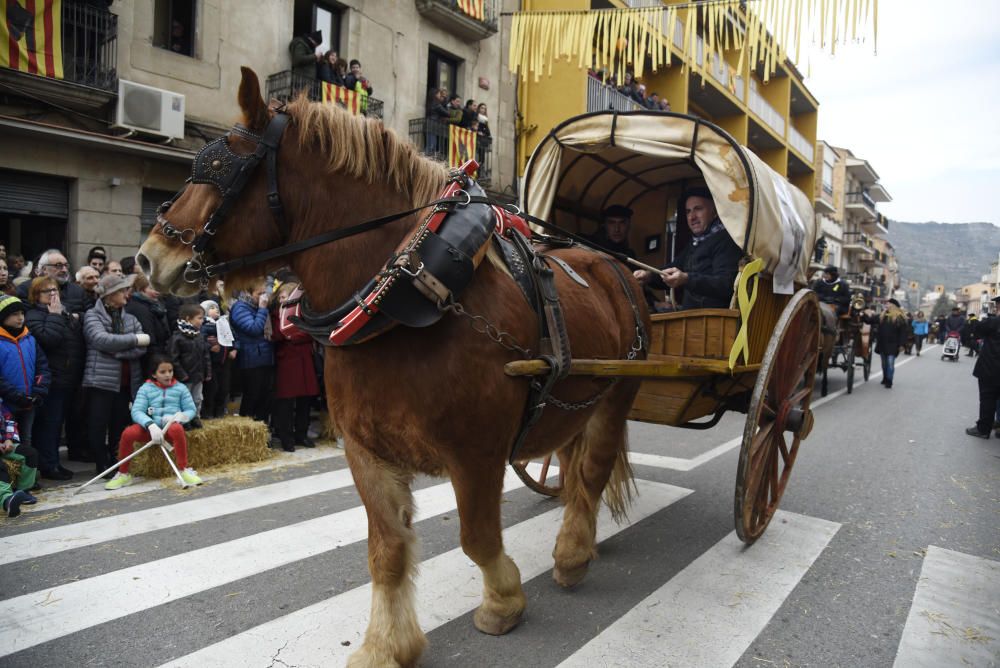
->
[511,455,563,497]
[735,289,820,544]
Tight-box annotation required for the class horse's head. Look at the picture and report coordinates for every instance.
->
[137,67,293,296]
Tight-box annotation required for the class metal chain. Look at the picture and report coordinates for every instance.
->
[533,379,619,411]
[439,297,533,358]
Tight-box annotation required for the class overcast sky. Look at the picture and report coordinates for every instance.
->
[800,0,1000,224]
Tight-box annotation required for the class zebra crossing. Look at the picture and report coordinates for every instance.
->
[0,376,1000,668]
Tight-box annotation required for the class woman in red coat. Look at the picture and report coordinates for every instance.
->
[270,282,319,451]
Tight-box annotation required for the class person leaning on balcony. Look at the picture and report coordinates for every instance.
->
[317,50,345,87]
[288,30,322,80]
[811,265,852,316]
[344,59,372,96]
[633,188,743,311]
[446,95,464,125]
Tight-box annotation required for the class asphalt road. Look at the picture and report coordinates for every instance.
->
[1,342,997,668]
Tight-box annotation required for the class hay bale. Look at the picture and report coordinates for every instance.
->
[3,457,21,487]
[130,416,272,479]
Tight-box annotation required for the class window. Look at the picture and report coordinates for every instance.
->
[428,47,459,95]
[141,188,177,235]
[153,0,196,57]
[822,159,834,195]
[293,2,342,55]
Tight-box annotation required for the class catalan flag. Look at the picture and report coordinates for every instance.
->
[448,125,476,172]
[457,0,484,21]
[321,82,362,116]
[1,0,63,79]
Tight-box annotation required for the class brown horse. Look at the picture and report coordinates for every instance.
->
[138,68,650,667]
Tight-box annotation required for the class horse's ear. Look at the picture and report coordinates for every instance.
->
[237,66,269,132]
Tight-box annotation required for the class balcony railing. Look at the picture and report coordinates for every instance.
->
[788,125,814,162]
[586,76,644,113]
[408,117,492,187]
[1,1,118,91]
[265,71,383,119]
[843,231,874,252]
[846,190,876,210]
[747,80,785,137]
[415,0,499,41]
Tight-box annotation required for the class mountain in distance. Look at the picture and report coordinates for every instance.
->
[889,221,1000,291]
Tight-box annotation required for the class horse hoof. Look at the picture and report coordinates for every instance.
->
[553,561,590,588]
[473,605,523,636]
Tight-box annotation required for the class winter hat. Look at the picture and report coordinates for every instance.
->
[0,296,27,322]
[887,298,900,307]
[307,30,323,45]
[824,265,839,276]
[602,204,633,220]
[95,273,136,297]
[200,299,220,314]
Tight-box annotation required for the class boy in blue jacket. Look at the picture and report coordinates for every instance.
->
[0,296,50,451]
[105,355,203,490]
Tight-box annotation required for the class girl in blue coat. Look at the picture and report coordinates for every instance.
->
[105,355,202,490]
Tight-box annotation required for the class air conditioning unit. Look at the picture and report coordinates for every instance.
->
[113,80,185,140]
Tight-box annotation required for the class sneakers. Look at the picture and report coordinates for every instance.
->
[104,472,134,490]
[22,492,37,505]
[4,490,29,517]
[180,468,203,486]
[965,427,990,439]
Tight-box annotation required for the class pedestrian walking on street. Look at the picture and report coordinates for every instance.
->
[911,311,929,356]
[965,296,1000,439]
[870,299,909,389]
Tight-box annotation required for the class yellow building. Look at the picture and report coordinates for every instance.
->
[514,1,819,200]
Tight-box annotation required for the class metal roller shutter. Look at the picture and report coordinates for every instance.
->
[141,188,176,233]
[0,169,69,217]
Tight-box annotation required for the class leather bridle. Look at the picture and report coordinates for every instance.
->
[155,107,292,287]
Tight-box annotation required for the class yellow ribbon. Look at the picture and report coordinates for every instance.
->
[728,257,765,370]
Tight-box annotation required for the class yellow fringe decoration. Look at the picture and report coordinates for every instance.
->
[508,0,878,83]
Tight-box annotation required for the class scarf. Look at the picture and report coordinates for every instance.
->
[691,219,725,246]
[177,319,200,338]
[108,306,124,334]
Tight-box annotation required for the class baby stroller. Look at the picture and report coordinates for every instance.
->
[941,331,961,361]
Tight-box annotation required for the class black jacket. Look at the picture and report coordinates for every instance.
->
[811,277,852,314]
[17,280,87,316]
[344,73,372,95]
[126,293,171,356]
[24,304,85,389]
[873,311,909,354]
[973,315,1000,380]
[168,331,211,384]
[651,227,742,309]
[945,314,965,333]
[317,63,346,87]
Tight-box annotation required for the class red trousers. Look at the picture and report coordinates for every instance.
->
[117,423,188,473]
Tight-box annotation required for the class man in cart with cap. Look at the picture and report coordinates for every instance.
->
[812,264,852,316]
[587,204,637,259]
[632,186,742,310]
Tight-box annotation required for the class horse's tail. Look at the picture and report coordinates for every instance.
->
[602,435,636,524]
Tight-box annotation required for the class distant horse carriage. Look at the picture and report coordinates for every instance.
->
[137,68,820,667]
[816,292,872,396]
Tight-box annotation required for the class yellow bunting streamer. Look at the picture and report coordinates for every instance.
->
[728,257,766,370]
[507,0,878,83]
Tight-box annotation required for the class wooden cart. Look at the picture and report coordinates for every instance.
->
[506,110,823,544]
[819,294,870,396]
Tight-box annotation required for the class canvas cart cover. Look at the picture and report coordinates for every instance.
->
[521,111,818,293]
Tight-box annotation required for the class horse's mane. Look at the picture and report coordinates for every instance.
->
[287,97,448,208]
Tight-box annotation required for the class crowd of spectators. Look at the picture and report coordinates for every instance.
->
[0,242,324,515]
[423,88,492,159]
[588,68,672,112]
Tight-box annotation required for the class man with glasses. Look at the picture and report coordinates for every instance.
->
[17,250,87,316]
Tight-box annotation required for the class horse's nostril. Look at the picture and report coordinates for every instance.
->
[136,252,151,275]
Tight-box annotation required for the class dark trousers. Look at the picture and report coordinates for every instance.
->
[202,362,223,418]
[914,335,925,354]
[31,386,72,473]
[65,388,90,459]
[272,396,313,447]
[977,377,1000,435]
[239,366,273,422]
[87,387,132,473]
